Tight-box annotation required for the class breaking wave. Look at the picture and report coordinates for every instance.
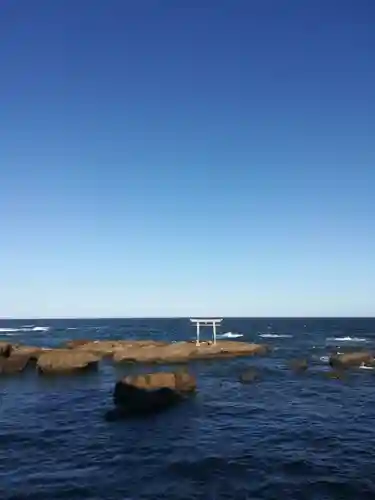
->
[259,333,293,338]
[0,326,50,334]
[217,332,244,339]
[326,336,367,342]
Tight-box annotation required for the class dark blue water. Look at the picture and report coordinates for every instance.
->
[1,318,375,499]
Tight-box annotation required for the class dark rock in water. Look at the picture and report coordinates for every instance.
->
[110,385,184,418]
[0,342,12,358]
[0,354,32,375]
[329,352,374,369]
[239,369,260,384]
[110,370,196,419]
[288,359,308,373]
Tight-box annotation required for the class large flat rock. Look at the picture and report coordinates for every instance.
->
[68,339,168,356]
[37,349,100,374]
[113,340,268,364]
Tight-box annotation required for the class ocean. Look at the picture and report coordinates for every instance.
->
[1,317,375,499]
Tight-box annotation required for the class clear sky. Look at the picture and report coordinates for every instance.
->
[1,0,374,318]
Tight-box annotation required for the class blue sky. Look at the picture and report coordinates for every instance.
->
[1,0,374,318]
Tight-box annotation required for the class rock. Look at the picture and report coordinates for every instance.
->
[329,352,374,369]
[12,346,49,360]
[113,342,196,364]
[120,370,196,393]
[288,359,308,373]
[113,341,268,364]
[73,340,167,357]
[0,342,12,358]
[105,387,183,420]
[0,354,32,375]
[37,349,100,374]
[109,370,196,418]
[239,368,260,384]
[65,339,91,349]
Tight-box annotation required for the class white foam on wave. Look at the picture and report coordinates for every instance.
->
[320,356,329,363]
[0,326,50,334]
[359,364,374,370]
[326,336,367,342]
[259,333,293,338]
[217,332,244,339]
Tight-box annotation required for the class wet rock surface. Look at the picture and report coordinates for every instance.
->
[107,370,196,419]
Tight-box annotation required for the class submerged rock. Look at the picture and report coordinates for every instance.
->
[108,370,196,419]
[37,349,100,374]
[239,368,260,384]
[324,370,347,381]
[288,359,308,373]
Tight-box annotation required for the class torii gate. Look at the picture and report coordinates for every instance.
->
[190,318,223,346]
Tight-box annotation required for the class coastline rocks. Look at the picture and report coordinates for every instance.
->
[37,349,100,374]
[0,354,32,375]
[65,339,91,349]
[106,370,196,419]
[113,341,268,364]
[329,352,374,369]
[70,340,168,357]
[12,346,49,360]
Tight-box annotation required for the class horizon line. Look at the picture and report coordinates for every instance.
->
[1,315,374,321]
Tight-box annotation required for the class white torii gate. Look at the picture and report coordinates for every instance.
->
[190,318,223,346]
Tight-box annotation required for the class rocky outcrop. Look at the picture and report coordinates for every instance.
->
[65,339,91,349]
[12,346,49,360]
[113,341,268,364]
[329,352,374,369]
[0,354,32,375]
[37,349,100,374]
[69,340,168,357]
[288,359,308,373]
[106,370,196,420]
[119,370,196,394]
